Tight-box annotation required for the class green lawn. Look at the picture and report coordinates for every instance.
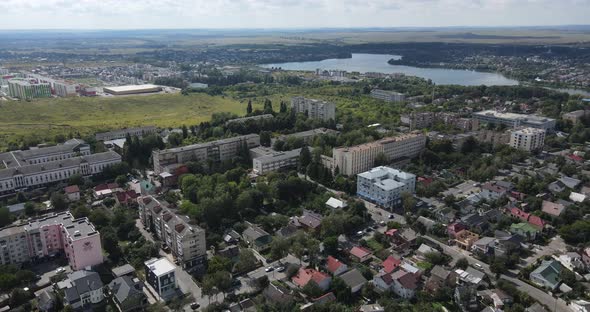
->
[0,93,259,148]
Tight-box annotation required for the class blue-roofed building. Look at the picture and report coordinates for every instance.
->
[357,166,416,208]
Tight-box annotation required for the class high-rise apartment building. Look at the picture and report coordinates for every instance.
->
[370,89,405,103]
[0,212,103,270]
[152,134,260,174]
[138,196,207,274]
[329,133,426,176]
[291,97,336,121]
[357,166,416,208]
[8,78,51,100]
[509,128,546,151]
[53,81,78,97]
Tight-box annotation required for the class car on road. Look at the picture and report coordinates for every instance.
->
[379,221,386,226]
[190,302,200,310]
[55,267,65,274]
[473,263,483,270]
[276,266,286,272]
[365,228,373,233]
[388,214,394,219]
[265,266,274,272]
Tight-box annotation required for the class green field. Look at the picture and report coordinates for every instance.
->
[0,93,260,148]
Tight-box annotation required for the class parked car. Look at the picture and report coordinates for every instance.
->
[276,266,286,272]
[190,302,200,310]
[265,266,274,272]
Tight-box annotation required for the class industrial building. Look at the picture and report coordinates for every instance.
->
[152,134,260,174]
[357,166,416,208]
[103,84,162,95]
[472,110,556,131]
[291,96,336,121]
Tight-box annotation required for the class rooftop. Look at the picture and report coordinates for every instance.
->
[145,258,176,277]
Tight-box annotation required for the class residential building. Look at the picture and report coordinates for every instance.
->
[509,128,546,151]
[454,285,479,312]
[455,230,479,250]
[391,270,419,299]
[242,222,272,251]
[108,275,148,312]
[275,128,339,145]
[357,166,416,208]
[325,197,347,209]
[0,211,103,269]
[138,196,207,273]
[400,112,435,129]
[225,114,274,126]
[152,134,260,174]
[472,110,556,131]
[541,200,566,217]
[252,148,303,174]
[0,150,121,196]
[382,255,401,274]
[339,269,367,293]
[480,182,508,201]
[291,96,336,121]
[510,222,540,240]
[530,260,563,290]
[0,139,90,167]
[35,287,56,312]
[292,267,332,291]
[95,126,157,141]
[292,209,323,231]
[570,300,590,312]
[326,256,348,276]
[65,185,80,202]
[331,132,426,176]
[349,246,372,262]
[370,89,405,102]
[59,270,104,309]
[359,304,385,312]
[144,257,177,300]
[53,81,78,97]
[8,78,51,100]
[563,110,590,124]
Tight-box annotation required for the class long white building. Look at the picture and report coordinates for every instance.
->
[509,127,546,151]
[370,89,405,103]
[153,134,260,174]
[329,133,426,176]
[357,166,416,208]
[473,110,556,131]
[291,97,336,121]
[252,148,304,174]
[95,126,158,141]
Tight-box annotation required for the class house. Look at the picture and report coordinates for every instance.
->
[425,265,451,293]
[455,285,479,312]
[542,200,566,217]
[217,245,240,260]
[391,270,419,299]
[144,257,178,301]
[93,182,121,198]
[115,190,140,206]
[530,260,563,290]
[326,256,348,276]
[495,231,524,256]
[263,283,294,305]
[526,303,548,312]
[292,268,332,291]
[560,176,582,189]
[471,237,496,255]
[416,243,440,258]
[557,252,585,271]
[389,228,418,250]
[58,269,104,309]
[382,255,401,274]
[350,246,372,262]
[35,287,56,312]
[372,272,394,293]
[242,223,272,251]
[294,210,323,231]
[509,207,546,230]
[479,289,513,309]
[461,213,489,232]
[108,275,148,312]
[326,197,347,209]
[223,230,241,244]
[455,230,480,250]
[453,267,485,286]
[276,224,299,238]
[417,216,436,231]
[448,222,467,238]
[359,304,385,312]
[510,223,540,240]
[570,300,590,312]
[570,192,587,203]
[339,269,368,293]
[480,182,507,200]
[111,264,136,278]
[65,185,80,201]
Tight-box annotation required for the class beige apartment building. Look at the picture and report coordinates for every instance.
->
[291,96,336,121]
[509,127,546,151]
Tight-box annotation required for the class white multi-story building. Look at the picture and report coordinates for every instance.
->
[152,134,260,174]
[473,110,556,131]
[144,258,177,300]
[509,127,546,151]
[8,78,51,100]
[95,126,158,141]
[252,148,304,174]
[330,133,426,176]
[357,166,416,208]
[0,149,121,196]
[138,196,207,273]
[291,96,336,121]
[370,89,405,103]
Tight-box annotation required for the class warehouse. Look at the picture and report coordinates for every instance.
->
[103,84,162,95]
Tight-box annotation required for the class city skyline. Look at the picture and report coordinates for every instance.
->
[0,0,588,29]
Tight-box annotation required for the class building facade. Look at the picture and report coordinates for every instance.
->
[509,127,546,151]
[370,89,405,103]
[95,126,158,141]
[331,133,426,176]
[473,110,556,131]
[8,78,51,100]
[144,258,177,300]
[138,196,207,273]
[357,166,416,208]
[53,81,78,97]
[152,134,260,174]
[60,270,104,309]
[400,112,435,129]
[252,148,303,174]
[0,212,103,270]
[291,96,336,121]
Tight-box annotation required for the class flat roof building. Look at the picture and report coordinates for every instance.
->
[509,127,546,151]
[275,128,340,144]
[95,126,157,141]
[370,89,405,103]
[252,148,305,174]
[291,96,336,121]
[357,166,416,208]
[473,110,556,131]
[225,114,274,126]
[103,84,162,96]
[144,258,177,300]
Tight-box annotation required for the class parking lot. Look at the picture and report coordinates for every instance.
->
[236,254,303,295]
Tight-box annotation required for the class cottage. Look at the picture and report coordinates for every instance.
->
[339,269,368,293]
[65,185,80,201]
[541,200,566,217]
[326,197,347,209]
[242,223,272,251]
[382,255,401,274]
[350,246,372,263]
[391,270,419,299]
[326,256,348,276]
[58,270,105,309]
[292,268,332,291]
[530,260,563,290]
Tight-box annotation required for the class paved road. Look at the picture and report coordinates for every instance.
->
[423,235,569,312]
[361,199,406,225]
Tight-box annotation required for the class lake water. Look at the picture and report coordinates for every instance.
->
[263,53,521,86]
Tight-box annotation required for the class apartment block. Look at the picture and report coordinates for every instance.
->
[370,89,405,103]
[144,258,177,300]
[472,110,556,131]
[138,196,207,273]
[331,133,426,176]
[291,96,336,121]
[53,81,78,97]
[357,166,416,208]
[0,211,103,270]
[252,148,304,174]
[0,150,121,195]
[509,127,546,151]
[275,128,340,145]
[95,126,158,141]
[562,110,590,124]
[152,134,260,174]
[225,114,274,126]
[8,78,51,100]
[400,112,436,129]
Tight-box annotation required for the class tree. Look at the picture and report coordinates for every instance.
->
[115,175,128,187]
[16,192,27,203]
[302,281,323,298]
[401,192,417,213]
[299,146,312,173]
[182,125,188,139]
[260,131,272,147]
[24,202,36,216]
[69,174,84,186]
[235,249,258,273]
[331,277,351,303]
[50,193,68,210]
[263,98,273,114]
[246,100,253,114]
[323,236,339,255]
[456,258,469,270]
[490,258,507,276]
[270,237,290,260]
[15,270,36,284]
[9,288,30,307]
[208,256,232,274]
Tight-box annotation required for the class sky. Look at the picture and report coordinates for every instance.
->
[0,0,588,29]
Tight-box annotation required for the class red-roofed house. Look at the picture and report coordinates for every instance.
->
[115,190,140,206]
[528,215,546,230]
[418,177,433,186]
[447,222,467,238]
[350,246,372,263]
[382,256,401,274]
[292,268,332,291]
[64,185,80,201]
[568,154,584,163]
[509,207,546,230]
[510,207,530,222]
[326,256,348,276]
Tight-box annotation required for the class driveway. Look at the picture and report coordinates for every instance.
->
[523,236,567,267]
[235,254,302,295]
